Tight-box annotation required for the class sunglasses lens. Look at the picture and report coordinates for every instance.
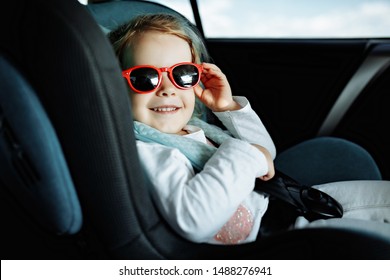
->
[130,68,159,92]
[172,64,200,88]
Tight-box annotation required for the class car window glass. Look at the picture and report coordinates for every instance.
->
[151,0,390,39]
[196,0,390,38]
[85,0,389,39]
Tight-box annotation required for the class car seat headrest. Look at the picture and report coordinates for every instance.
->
[86,0,186,34]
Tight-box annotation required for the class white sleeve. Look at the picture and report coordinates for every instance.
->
[213,96,276,159]
[136,138,268,243]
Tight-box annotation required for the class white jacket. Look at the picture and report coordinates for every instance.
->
[136,96,276,244]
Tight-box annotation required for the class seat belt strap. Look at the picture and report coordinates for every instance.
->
[317,44,390,136]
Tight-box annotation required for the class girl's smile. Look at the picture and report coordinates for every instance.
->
[150,105,182,113]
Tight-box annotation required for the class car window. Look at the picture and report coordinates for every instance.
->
[148,0,390,39]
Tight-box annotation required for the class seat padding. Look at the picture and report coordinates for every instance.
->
[86,0,183,33]
[0,56,82,235]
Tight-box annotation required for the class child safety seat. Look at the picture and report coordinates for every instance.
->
[1,0,389,259]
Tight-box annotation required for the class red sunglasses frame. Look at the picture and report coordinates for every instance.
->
[122,62,203,94]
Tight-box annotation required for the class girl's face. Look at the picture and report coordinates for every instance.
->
[124,31,196,135]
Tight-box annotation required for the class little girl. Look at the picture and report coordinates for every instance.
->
[109,13,390,245]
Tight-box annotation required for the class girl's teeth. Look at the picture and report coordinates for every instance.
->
[153,107,177,112]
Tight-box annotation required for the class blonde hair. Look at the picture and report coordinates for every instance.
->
[109,13,210,68]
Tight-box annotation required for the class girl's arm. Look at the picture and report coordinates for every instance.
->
[214,96,276,160]
[195,62,276,180]
[136,137,268,243]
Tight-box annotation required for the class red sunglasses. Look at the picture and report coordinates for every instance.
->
[122,62,203,94]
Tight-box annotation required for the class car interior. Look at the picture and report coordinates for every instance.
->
[1,0,390,259]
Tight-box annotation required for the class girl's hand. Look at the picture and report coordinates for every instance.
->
[194,62,241,112]
[251,144,275,181]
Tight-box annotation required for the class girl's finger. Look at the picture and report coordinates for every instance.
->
[193,84,204,99]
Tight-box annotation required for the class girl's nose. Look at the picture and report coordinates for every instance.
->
[156,73,176,97]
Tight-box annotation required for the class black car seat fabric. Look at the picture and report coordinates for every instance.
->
[0,0,162,259]
[0,55,82,235]
[1,0,390,259]
[87,0,183,34]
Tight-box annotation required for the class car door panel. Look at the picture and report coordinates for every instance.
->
[206,39,390,179]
